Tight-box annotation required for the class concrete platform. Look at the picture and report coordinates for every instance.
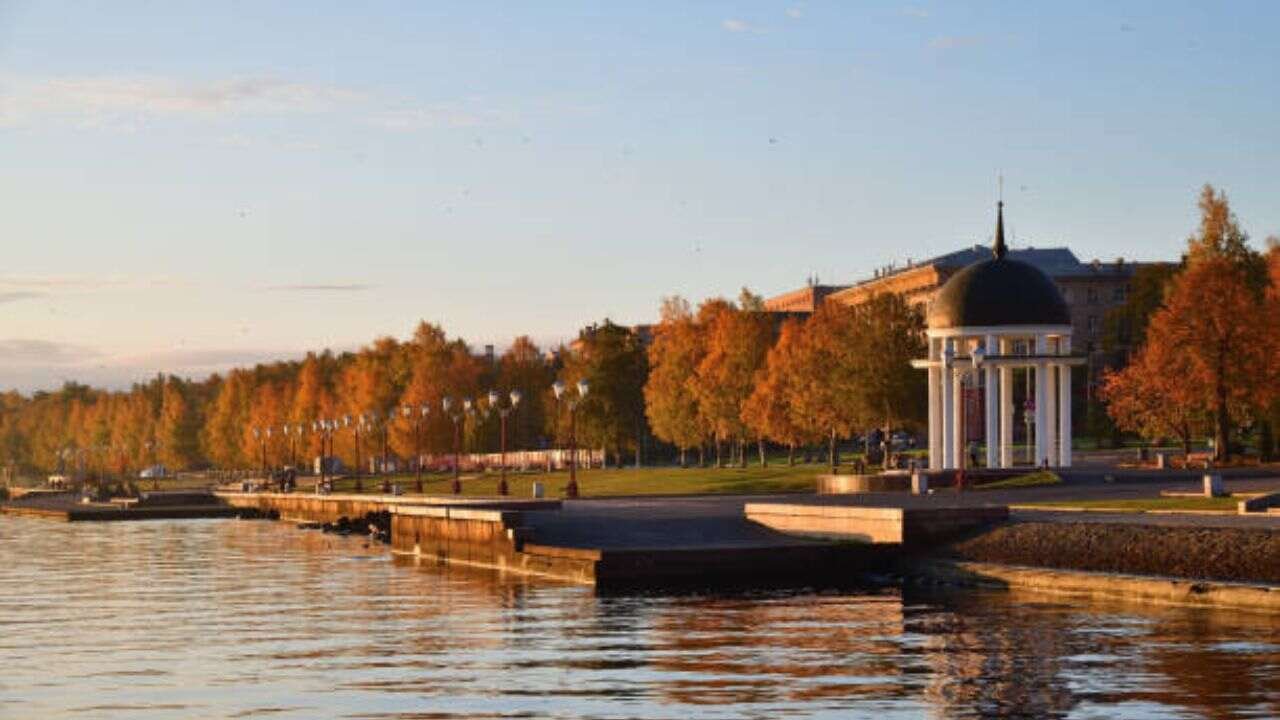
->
[745,502,1009,544]
[1,491,257,522]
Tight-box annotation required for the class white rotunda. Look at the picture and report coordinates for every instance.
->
[911,203,1085,470]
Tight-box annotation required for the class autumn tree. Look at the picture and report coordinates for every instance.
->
[1099,340,1207,455]
[742,318,816,465]
[690,291,774,467]
[1105,185,1279,461]
[644,296,706,466]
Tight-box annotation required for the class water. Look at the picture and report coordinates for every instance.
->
[1,517,1277,719]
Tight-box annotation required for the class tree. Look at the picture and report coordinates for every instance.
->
[157,376,200,469]
[789,304,863,471]
[1104,186,1279,461]
[690,291,774,467]
[558,320,648,466]
[644,296,705,466]
[1099,337,1207,455]
[742,318,816,465]
[496,336,553,452]
[843,293,928,440]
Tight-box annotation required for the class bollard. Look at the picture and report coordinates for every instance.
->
[531,481,545,499]
[1203,473,1225,498]
[1155,452,1166,470]
[911,472,928,496]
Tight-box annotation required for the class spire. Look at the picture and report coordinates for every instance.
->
[993,201,1008,259]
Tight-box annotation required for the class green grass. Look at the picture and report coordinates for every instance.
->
[1024,496,1239,512]
[311,463,824,498]
[977,471,1062,490]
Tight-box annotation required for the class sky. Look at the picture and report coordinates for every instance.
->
[3,1,1279,392]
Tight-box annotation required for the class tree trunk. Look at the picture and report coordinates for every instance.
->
[787,444,795,467]
[1215,345,1230,462]
[739,437,747,468]
[828,429,838,474]
[679,447,687,468]
[715,434,723,468]
[698,442,705,467]
[758,439,767,467]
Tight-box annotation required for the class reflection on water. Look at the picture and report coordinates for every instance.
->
[1,517,1277,719]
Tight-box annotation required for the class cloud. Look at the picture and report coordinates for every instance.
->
[0,291,42,304]
[0,273,186,291]
[263,283,376,292]
[0,74,364,130]
[0,338,102,365]
[785,7,803,19]
[722,19,764,34]
[929,35,983,51]
[902,7,931,19]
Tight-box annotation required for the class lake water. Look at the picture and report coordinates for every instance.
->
[1,516,1277,719]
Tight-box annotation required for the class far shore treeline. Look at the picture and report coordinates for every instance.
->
[1,185,1279,477]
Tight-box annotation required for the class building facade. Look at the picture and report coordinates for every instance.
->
[767,246,1167,357]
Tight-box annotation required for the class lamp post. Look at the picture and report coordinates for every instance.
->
[487,389,522,495]
[552,379,589,499]
[402,404,430,493]
[443,397,463,494]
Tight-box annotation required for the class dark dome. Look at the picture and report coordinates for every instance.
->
[926,256,1070,329]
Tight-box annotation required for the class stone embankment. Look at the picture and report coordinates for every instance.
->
[940,521,1280,585]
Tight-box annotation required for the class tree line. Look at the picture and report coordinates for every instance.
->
[0,290,926,477]
[645,290,925,468]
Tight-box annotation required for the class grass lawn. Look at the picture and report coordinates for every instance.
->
[313,463,824,498]
[1023,496,1240,512]
[976,471,1062,490]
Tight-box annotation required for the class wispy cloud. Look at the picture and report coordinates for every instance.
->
[0,291,43,305]
[0,338,102,365]
[263,283,377,292]
[785,7,803,19]
[0,273,186,290]
[722,19,764,34]
[0,74,364,131]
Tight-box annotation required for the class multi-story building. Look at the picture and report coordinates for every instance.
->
[766,245,1168,356]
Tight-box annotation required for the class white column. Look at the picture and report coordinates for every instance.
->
[1034,335,1049,467]
[984,334,998,469]
[1044,341,1057,468]
[941,340,954,469]
[952,360,966,470]
[999,338,1014,468]
[928,337,942,470]
[1059,336,1073,467]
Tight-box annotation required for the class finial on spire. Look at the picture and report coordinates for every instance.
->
[993,200,1008,259]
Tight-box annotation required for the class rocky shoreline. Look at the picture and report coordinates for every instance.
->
[940,520,1280,586]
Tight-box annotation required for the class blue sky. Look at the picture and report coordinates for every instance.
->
[3,1,1278,391]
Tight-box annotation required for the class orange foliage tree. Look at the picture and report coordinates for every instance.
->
[1104,185,1280,461]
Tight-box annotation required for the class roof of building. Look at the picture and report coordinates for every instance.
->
[925,203,1071,329]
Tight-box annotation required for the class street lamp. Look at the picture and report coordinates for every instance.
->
[552,379,589,499]
[402,404,430,493]
[443,397,463,494]
[488,389,522,495]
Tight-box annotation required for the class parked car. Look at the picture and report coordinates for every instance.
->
[139,464,167,479]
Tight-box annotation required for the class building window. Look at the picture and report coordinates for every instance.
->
[1113,285,1127,302]
[1088,316,1099,335]
[1086,287,1099,304]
